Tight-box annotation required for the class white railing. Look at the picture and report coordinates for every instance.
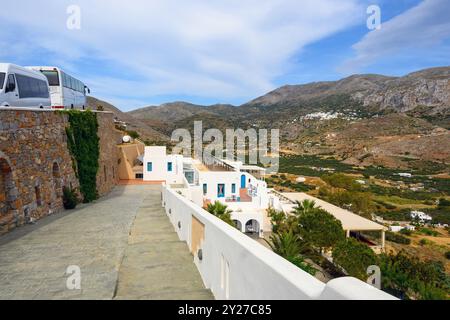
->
[162,185,397,300]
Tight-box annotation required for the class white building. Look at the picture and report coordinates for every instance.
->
[143,146,269,237]
[410,210,432,222]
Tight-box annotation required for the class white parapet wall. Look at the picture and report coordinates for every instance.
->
[162,185,397,300]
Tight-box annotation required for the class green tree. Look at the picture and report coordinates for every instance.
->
[206,201,235,227]
[292,199,317,216]
[298,208,345,253]
[332,238,378,281]
[265,231,317,275]
[379,251,449,300]
[267,208,286,234]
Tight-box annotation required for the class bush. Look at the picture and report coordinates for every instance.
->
[126,130,140,139]
[332,238,378,281]
[399,228,413,236]
[379,251,449,300]
[63,187,79,209]
[385,231,411,245]
[418,227,439,237]
[445,251,450,260]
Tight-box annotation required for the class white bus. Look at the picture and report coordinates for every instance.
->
[0,63,51,109]
[27,66,90,110]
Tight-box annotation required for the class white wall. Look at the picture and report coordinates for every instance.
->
[162,185,397,300]
[143,146,184,184]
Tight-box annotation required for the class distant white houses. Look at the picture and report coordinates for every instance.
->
[410,210,432,222]
[389,225,416,233]
[397,173,412,178]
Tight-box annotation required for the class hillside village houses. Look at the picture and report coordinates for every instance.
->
[141,146,387,251]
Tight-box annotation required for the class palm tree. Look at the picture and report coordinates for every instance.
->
[292,199,317,216]
[206,201,235,227]
[266,231,301,258]
[265,231,317,275]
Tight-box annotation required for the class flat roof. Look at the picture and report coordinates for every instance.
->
[241,165,266,172]
[281,192,386,231]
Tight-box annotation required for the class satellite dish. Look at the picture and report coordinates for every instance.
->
[122,135,131,143]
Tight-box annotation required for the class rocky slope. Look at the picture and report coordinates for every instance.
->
[122,66,450,170]
[87,96,169,142]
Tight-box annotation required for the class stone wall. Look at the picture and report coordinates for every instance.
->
[0,109,121,235]
[96,112,122,197]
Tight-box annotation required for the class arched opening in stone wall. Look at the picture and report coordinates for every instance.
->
[0,158,14,216]
[52,162,61,198]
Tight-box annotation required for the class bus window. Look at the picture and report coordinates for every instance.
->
[0,72,5,90]
[41,70,60,86]
[16,74,49,98]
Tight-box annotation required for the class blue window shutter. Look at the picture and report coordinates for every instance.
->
[147,162,152,172]
[168,162,173,172]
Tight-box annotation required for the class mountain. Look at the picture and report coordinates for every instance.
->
[123,66,450,169]
[87,96,169,142]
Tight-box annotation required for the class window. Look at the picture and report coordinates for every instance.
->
[147,162,153,172]
[218,184,225,198]
[15,74,49,98]
[41,70,60,86]
[0,72,5,90]
[167,162,173,172]
[6,74,15,92]
[203,183,207,195]
[232,183,236,194]
[62,71,68,87]
[135,173,143,179]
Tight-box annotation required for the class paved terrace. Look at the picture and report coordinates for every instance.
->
[0,185,212,300]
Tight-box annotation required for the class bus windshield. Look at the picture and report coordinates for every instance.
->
[0,72,5,90]
[41,70,60,86]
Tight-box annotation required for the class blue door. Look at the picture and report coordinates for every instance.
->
[240,175,246,188]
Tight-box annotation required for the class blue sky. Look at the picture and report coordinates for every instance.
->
[0,0,449,111]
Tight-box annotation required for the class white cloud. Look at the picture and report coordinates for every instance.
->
[340,0,450,73]
[0,0,363,109]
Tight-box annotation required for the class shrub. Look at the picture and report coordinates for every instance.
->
[399,228,413,236]
[126,130,140,139]
[418,227,439,237]
[62,187,79,209]
[332,238,378,281]
[379,251,449,300]
[385,231,411,245]
[445,251,450,260]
